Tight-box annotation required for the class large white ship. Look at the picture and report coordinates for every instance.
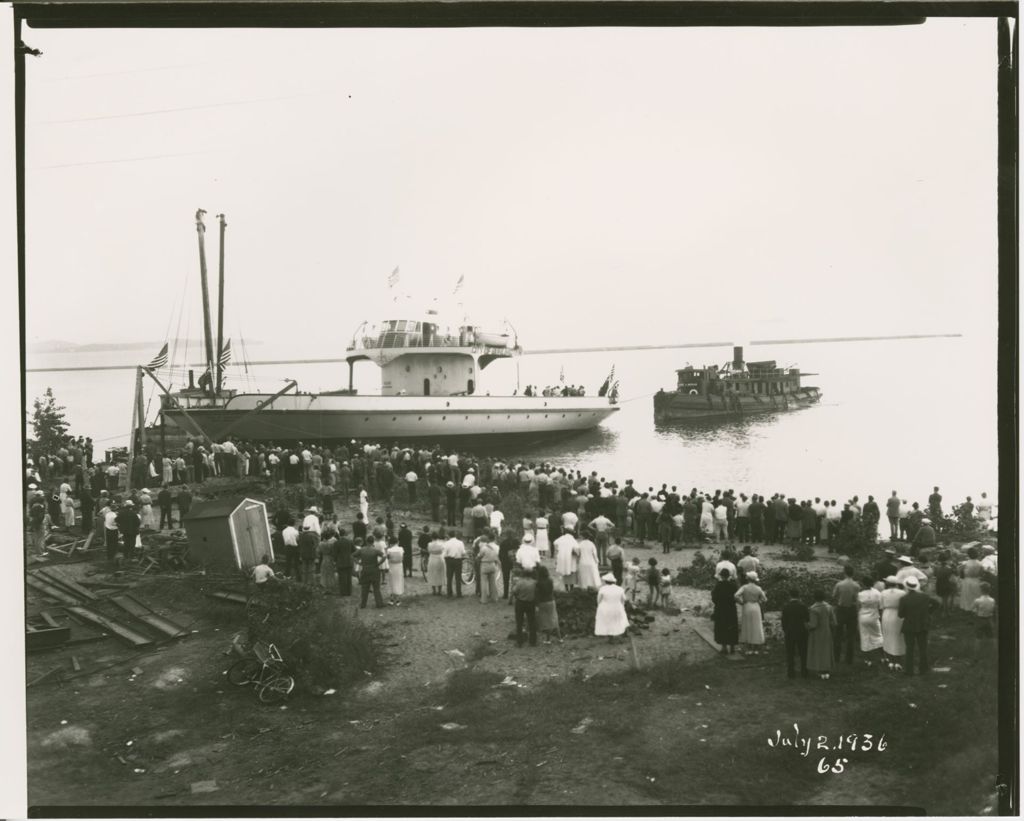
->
[155,211,618,443]
[160,313,618,442]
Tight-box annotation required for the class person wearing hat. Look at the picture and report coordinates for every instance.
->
[302,507,322,536]
[515,532,541,573]
[895,555,927,588]
[897,575,934,675]
[872,549,899,590]
[932,551,957,614]
[886,491,902,541]
[832,565,861,665]
[734,571,768,655]
[958,546,985,612]
[115,500,141,561]
[511,567,539,647]
[595,572,629,643]
[880,576,907,669]
[553,528,579,592]
[911,518,937,555]
[442,529,467,598]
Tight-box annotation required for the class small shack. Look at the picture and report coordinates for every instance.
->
[182,497,273,571]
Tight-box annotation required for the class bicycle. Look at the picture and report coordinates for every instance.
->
[226,641,296,704]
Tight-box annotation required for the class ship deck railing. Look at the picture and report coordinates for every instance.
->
[347,335,520,355]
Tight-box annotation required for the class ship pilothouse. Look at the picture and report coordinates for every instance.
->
[344,312,520,398]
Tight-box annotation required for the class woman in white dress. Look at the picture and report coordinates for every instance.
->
[576,537,602,590]
[386,541,405,603]
[554,532,579,591]
[700,497,715,536]
[857,576,884,665]
[161,457,173,487]
[426,534,446,595]
[534,512,550,559]
[359,487,369,522]
[138,489,156,530]
[879,575,906,668]
[595,573,629,642]
[734,572,767,654]
[521,514,535,546]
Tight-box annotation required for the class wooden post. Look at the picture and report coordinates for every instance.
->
[216,213,226,393]
[137,365,147,455]
[195,209,216,387]
[126,367,141,492]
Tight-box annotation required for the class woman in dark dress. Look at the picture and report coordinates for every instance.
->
[711,567,740,654]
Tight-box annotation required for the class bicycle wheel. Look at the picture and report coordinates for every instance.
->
[227,658,261,686]
[258,674,295,704]
[420,554,429,582]
[461,560,475,585]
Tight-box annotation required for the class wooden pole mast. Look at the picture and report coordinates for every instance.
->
[216,213,226,393]
[195,209,216,389]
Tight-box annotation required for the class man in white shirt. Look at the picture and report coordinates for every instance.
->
[301,448,313,482]
[976,492,993,522]
[461,469,476,490]
[588,513,614,563]
[515,533,541,572]
[714,554,738,581]
[252,556,277,584]
[561,510,579,534]
[281,521,300,577]
[404,470,418,503]
[734,494,751,542]
[302,507,322,536]
[442,530,467,597]
[713,503,728,542]
[489,508,505,536]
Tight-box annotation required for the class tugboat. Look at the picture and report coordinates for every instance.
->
[155,211,619,443]
[653,346,821,422]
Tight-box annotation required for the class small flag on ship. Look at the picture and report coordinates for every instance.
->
[453,274,464,295]
[388,266,400,288]
[145,342,168,370]
[219,339,232,368]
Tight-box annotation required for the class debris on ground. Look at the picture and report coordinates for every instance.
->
[570,717,594,735]
[190,780,219,794]
[41,726,92,749]
[440,723,466,731]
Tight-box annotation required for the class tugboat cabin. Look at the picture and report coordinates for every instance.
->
[674,346,809,397]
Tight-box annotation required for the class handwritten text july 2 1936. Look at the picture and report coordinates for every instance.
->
[767,723,888,774]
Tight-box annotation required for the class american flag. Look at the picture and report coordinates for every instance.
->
[219,339,232,368]
[453,274,464,295]
[388,266,400,288]
[145,342,168,370]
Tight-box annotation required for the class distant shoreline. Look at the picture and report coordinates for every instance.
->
[28,339,261,355]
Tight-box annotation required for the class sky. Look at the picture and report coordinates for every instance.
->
[22,21,998,358]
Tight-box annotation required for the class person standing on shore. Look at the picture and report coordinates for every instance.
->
[807,590,836,680]
[398,522,414,578]
[928,486,943,521]
[576,534,601,590]
[498,529,517,600]
[386,539,405,604]
[477,534,500,603]
[735,571,767,655]
[897,576,934,676]
[711,568,739,655]
[554,529,579,591]
[335,527,354,597]
[157,486,173,530]
[832,565,860,665]
[781,589,810,677]
[606,539,625,585]
[356,537,385,609]
[595,573,629,644]
[512,568,539,647]
[443,529,467,598]
[115,500,141,561]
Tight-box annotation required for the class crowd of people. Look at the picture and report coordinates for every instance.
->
[25,433,998,665]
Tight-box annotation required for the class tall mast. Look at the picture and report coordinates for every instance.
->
[216,213,226,393]
[195,209,216,389]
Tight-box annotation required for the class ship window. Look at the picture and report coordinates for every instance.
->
[418,416,422,421]
[562,414,566,418]
[364,417,369,422]
[392,417,397,422]
[442,416,446,420]
[465,416,468,420]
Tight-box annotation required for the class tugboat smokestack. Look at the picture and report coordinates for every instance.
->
[732,346,744,370]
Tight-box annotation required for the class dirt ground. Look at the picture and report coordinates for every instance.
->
[28,514,996,813]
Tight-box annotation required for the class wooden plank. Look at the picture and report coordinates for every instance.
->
[65,606,153,647]
[204,590,248,605]
[79,580,133,590]
[26,626,71,650]
[690,621,743,661]
[28,667,63,687]
[40,611,61,628]
[35,568,99,601]
[109,595,187,639]
[26,575,81,606]
[71,656,82,672]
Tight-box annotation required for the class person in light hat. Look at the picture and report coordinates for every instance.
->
[595,572,629,642]
[735,570,767,655]
[895,555,927,588]
[897,575,932,675]
[515,531,540,572]
[302,506,322,536]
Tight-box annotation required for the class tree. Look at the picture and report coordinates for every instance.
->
[30,387,70,456]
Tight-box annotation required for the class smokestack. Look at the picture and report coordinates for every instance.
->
[188,369,195,390]
[732,345,744,370]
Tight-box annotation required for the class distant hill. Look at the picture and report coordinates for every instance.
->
[28,338,260,354]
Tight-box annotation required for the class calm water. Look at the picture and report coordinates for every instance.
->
[26,336,998,506]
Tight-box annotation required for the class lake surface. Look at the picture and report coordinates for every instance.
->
[25,336,998,507]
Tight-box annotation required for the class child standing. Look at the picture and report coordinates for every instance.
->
[658,567,674,608]
[971,582,997,660]
[623,557,641,603]
[645,558,660,608]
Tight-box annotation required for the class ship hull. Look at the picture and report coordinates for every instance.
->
[653,388,821,422]
[162,394,619,442]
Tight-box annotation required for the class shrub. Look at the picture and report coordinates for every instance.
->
[247,584,382,691]
[554,587,598,636]
[674,550,716,589]
[830,517,878,557]
[444,669,505,702]
[759,565,842,612]
[781,543,817,562]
